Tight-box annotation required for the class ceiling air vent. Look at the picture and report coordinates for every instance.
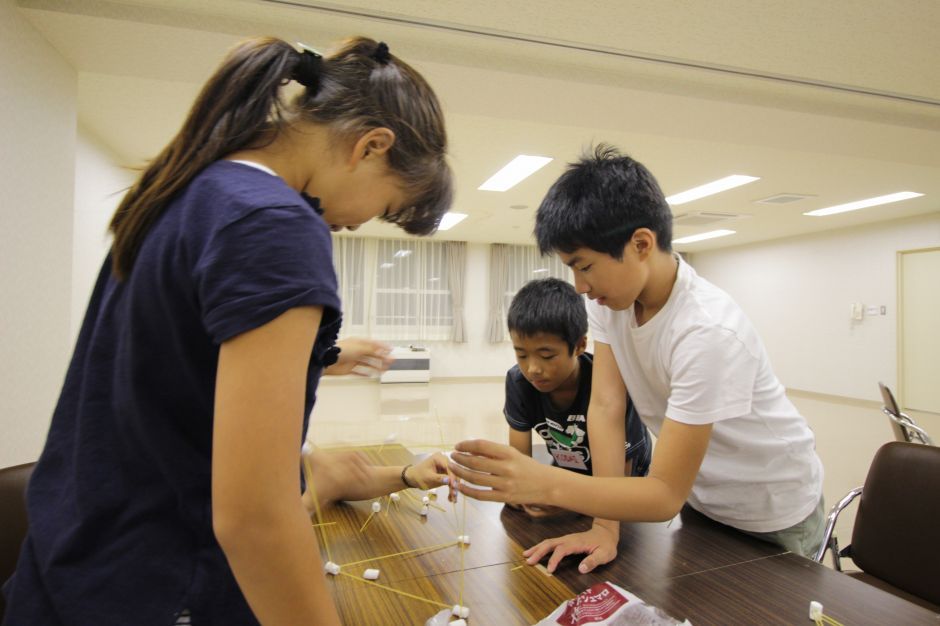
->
[672,211,741,226]
[755,193,815,205]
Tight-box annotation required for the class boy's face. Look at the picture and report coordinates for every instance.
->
[559,243,648,311]
[510,331,585,393]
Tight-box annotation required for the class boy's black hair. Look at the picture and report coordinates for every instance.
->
[507,278,587,355]
[535,144,672,259]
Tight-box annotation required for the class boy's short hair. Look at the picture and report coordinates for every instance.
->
[535,144,673,258]
[507,278,587,354]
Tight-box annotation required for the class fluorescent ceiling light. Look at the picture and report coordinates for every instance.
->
[379,262,394,269]
[393,249,412,258]
[673,229,736,244]
[532,268,549,274]
[803,191,923,217]
[478,155,553,191]
[666,175,760,206]
[437,212,468,231]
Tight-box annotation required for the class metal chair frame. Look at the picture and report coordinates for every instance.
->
[813,486,863,570]
[878,381,933,446]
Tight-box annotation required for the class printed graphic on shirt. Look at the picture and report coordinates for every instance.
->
[536,414,591,471]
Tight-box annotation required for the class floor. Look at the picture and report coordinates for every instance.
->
[310,376,939,569]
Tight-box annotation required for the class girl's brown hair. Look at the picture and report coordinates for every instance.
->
[109,36,452,279]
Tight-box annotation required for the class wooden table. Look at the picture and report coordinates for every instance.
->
[314,445,940,625]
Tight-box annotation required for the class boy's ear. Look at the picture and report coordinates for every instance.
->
[632,228,656,259]
[574,335,588,356]
[349,127,396,167]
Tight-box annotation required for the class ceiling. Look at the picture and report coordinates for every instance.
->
[18,0,940,252]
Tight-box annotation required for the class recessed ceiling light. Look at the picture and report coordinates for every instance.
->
[673,229,737,244]
[437,212,468,231]
[803,191,923,217]
[666,175,760,206]
[479,155,552,192]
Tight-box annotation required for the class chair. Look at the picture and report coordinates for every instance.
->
[814,442,940,611]
[0,461,35,619]
[879,382,933,445]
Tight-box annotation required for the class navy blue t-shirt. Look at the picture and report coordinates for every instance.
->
[2,161,341,625]
[504,353,651,477]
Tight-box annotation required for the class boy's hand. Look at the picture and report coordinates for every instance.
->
[522,525,618,574]
[324,338,394,376]
[449,439,552,505]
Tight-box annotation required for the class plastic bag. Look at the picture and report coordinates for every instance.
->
[534,581,691,626]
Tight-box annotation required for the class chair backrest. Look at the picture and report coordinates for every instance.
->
[850,442,940,606]
[878,382,933,445]
[0,462,35,617]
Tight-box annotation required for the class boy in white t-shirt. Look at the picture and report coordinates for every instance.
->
[449,145,824,574]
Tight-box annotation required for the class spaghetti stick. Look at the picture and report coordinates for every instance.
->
[359,511,377,533]
[341,541,458,567]
[337,572,450,609]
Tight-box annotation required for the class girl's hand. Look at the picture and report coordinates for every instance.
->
[301,446,372,512]
[406,452,454,498]
[324,338,394,376]
[448,439,553,505]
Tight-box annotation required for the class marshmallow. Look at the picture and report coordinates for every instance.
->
[458,535,471,545]
[363,568,380,580]
[371,501,382,513]
[422,495,430,504]
[452,605,470,619]
[390,492,401,502]
[809,601,823,620]
[324,561,341,575]
[420,505,429,516]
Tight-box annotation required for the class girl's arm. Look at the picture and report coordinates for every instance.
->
[213,306,341,626]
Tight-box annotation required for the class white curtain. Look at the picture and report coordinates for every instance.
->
[446,241,467,343]
[331,236,369,338]
[503,244,571,314]
[486,244,509,343]
[488,243,571,342]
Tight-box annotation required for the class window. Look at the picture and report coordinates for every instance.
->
[503,244,571,312]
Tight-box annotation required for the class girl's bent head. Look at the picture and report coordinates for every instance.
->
[109,36,452,279]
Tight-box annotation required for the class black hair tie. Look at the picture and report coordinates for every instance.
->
[372,41,392,65]
[293,43,323,90]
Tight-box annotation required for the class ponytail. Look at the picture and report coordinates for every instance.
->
[109,37,312,279]
[110,36,452,280]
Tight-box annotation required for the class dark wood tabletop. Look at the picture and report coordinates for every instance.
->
[315,444,940,625]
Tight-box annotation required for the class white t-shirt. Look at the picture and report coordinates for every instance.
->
[588,255,823,532]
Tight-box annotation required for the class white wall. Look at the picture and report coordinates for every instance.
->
[71,129,136,342]
[0,0,77,467]
[691,211,940,402]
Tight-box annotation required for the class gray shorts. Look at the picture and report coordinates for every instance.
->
[740,497,825,557]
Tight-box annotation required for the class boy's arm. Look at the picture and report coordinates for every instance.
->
[583,342,628,546]
[451,418,711,571]
[508,427,533,457]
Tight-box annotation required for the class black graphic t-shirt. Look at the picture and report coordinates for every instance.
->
[504,353,651,476]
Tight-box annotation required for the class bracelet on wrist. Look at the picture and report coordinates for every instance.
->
[400,464,415,489]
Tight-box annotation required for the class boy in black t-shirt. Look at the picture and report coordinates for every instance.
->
[504,278,651,518]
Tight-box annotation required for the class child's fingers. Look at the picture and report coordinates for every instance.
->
[455,481,499,501]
